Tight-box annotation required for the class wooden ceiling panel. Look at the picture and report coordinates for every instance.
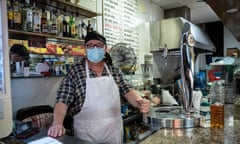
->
[206,0,240,41]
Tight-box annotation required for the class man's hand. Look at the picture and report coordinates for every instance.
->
[47,124,66,137]
[136,98,150,114]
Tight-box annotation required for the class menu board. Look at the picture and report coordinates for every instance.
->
[103,0,140,56]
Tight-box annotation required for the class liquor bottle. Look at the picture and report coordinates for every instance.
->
[32,0,41,33]
[62,15,69,37]
[41,8,49,34]
[7,0,14,29]
[22,0,33,32]
[81,21,87,39]
[69,14,76,38]
[56,9,62,36]
[49,10,57,35]
[75,13,82,39]
[13,0,22,30]
[87,19,93,34]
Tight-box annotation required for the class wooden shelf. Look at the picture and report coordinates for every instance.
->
[8,29,84,43]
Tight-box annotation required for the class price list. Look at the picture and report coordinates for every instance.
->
[103,0,140,55]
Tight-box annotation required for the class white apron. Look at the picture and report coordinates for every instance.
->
[73,62,122,144]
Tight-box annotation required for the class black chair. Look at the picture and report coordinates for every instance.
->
[16,105,73,136]
[16,105,54,129]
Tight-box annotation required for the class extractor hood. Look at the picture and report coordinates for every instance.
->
[159,17,216,53]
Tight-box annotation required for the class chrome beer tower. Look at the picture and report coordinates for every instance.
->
[179,22,195,114]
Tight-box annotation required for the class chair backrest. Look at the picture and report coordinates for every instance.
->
[16,105,54,129]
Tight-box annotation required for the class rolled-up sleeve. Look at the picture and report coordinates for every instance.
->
[55,63,86,115]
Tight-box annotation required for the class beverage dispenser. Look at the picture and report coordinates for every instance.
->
[144,17,216,128]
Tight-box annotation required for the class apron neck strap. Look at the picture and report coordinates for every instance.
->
[85,61,111,78]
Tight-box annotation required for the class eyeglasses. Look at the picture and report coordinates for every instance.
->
[86,43,105,49]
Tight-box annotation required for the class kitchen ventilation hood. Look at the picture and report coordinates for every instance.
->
[159,17,216,53]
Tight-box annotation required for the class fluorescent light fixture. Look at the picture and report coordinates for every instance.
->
[226,8,239,13]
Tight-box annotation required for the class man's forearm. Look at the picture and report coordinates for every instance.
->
[52,102,68,126]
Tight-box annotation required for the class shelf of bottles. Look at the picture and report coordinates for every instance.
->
[43,0,100,17]
[7,0,99,47]
[7,0,100,77]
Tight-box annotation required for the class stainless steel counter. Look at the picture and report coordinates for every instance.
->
[140,104,240,144]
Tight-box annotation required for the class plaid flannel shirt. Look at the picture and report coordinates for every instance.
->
[55,60,133,115]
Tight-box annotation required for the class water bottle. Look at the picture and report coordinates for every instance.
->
[200,97,210,127]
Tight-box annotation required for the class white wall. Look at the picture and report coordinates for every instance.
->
[11,77,62,118]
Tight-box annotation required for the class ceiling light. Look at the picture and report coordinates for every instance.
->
[226,8,239,14]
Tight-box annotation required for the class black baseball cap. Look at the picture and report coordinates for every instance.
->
[84,31,106,45]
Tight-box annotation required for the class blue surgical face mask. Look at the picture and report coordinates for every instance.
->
[87,47,105,63]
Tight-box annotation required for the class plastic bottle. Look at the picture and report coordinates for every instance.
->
[210,80,225,128]
[200,97,210,127]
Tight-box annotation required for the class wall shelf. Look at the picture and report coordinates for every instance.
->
[8,29,84,43]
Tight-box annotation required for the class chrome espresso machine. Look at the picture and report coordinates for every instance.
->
[144,17,216,129]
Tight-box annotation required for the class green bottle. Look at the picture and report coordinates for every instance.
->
[69,15,76,38]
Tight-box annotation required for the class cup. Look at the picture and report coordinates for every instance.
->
[24,67,30,77]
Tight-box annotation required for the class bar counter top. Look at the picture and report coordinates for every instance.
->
[1,104,239,144]
[0,128,94,144]
[140,104,240,144]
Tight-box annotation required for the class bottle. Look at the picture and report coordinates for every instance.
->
[62,15,69,37]
[22,0,33,32]
[7,0,14,29]
[41,8,49,33]
[49,10,57,35]
[13,0,22,30]
[200,97,210,127]
[32,0,41,33]
[86,19,93,34]
[75,13,82,39]
[210,80,225,128]
[69,14,76,38]
[81,21,87,39]
[56,9,62,36]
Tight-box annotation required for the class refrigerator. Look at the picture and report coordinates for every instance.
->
[0,0,13,138]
